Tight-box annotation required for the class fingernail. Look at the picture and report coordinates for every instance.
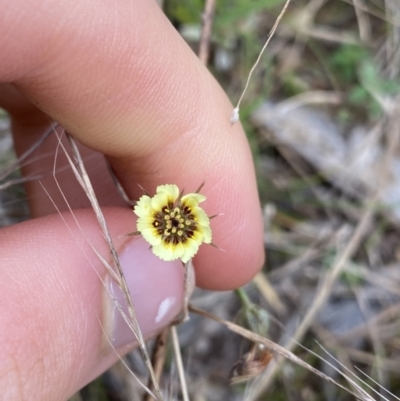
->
[105,238,191,350]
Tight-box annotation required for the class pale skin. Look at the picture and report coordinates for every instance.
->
[0,1,264,400]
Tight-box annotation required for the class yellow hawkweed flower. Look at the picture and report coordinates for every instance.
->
[133,184,212,263]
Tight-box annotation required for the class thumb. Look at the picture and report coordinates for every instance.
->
[0,208,185,400]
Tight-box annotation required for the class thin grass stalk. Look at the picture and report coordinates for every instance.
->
[143,329,169,401]
[66,134,163,400]
[0,122,54,181]
[171,326,190,401]
[231,0,292,123]
[189,305,372,400]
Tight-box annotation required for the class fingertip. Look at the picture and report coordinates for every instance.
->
[194,203,265,290]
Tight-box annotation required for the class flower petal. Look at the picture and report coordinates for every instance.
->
[182,198,199,211]
[182,193,206,204]
[181,238,200,263]
[188,228,203,243]
[141,227,162,246]
[133,195,152,218]
[156,184,179,202]
[152,242,175,261]
[171,242,185,260]
[193,208,210,226]
[198,224,212,243]
[151,192,169,211]
[137,217,155,232]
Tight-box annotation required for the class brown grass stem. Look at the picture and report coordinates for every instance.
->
[199,0,216,65]
[65,134,163,400]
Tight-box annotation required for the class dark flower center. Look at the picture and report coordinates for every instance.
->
[152,202,197,244]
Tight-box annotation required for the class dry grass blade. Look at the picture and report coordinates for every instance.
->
[99,319,158,400]
[189,305,372,401]
[39,149,155,397]
[105,160,135,206]
[252,272,286,314]
[231,0,292,123]
[297,341,378,401]
[284,204,373,347]
[50,134,122,285]
[354,366,400,401]
[171,326,190,401]
[354,288,387,393]
[0,122,54,182]
[64,133,163,400]
[313,342,389,401]
[0,124,57,191]
[0,174,44,191]
[143,329,169,401]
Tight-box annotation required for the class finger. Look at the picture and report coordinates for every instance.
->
[0,84,126,215]
[0,208,185,401]
[0,0,264,290]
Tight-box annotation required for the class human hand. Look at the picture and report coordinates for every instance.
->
[0,1,264,400]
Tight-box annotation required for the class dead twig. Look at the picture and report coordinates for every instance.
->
[199,0,216,65]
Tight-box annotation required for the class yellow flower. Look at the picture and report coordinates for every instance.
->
[134,184,212,263]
